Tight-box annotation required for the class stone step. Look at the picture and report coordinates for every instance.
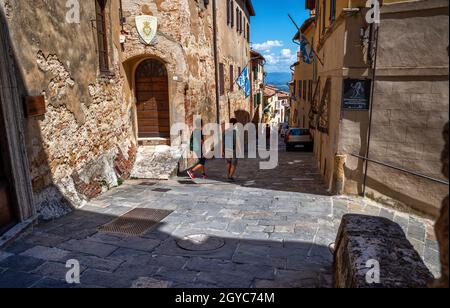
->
[137,138,170,147]
[131,146,183,180]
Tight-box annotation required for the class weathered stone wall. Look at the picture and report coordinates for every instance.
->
[334,214,434,288]
[120,0,218,133]
[217,0,252,124]
[2,0,253,219]
[3,0,136,219]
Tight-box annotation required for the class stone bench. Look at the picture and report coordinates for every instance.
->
[334,214,434,288]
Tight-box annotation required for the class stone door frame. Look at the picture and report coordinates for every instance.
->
[0,17,35,227]
[130,56,173,145]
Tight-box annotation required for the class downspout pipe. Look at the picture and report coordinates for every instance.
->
[362,22,380,196]
[212,0,220,125]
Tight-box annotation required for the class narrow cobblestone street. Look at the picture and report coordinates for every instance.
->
[0,145,440,288]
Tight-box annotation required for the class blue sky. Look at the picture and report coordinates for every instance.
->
[250,0,309,73]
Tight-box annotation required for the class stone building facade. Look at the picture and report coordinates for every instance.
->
[299,0,448,217]
[217,0,255,125]
[291,16,315,129]
[250,49,265,124]
[0,0,255,233]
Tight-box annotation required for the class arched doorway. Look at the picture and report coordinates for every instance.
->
[135,59,170,138]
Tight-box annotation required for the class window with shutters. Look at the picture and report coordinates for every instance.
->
[303,80,307,100]
[247,22,250,42]
[309,80,313,102]
[236,8,239,32]
[231,1,235,28]
[227,0,231,25]
[230,65,234,92]
[330,0,336,23]
[95,0,109,72]
[239,11,244,34]
[219,63,225,96]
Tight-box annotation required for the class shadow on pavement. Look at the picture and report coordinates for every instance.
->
[0,208,334,288]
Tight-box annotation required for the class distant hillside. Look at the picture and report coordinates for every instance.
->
[265,72,291,92]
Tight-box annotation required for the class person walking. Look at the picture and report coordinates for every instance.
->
[224,118,239,181]
[187,121,207,180]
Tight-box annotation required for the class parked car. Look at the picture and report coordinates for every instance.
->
[285,128,314,151]
[279,123,290,138]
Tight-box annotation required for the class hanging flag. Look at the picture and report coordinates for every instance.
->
[236,65,251,98]
[300,34,315,64]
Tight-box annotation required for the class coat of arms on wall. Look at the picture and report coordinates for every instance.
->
[135,16,158,45]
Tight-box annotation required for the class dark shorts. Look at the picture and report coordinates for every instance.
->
[226,158,238,166]
[198,157,207,166]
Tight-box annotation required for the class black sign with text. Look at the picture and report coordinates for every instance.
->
[342,79,371,110]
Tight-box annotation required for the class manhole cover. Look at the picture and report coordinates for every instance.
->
[176,234,225,251]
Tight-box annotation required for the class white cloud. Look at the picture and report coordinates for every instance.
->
[263,48,297,72]
[263,53,279,65]
[252,40,283,51]
[280,49,293,58]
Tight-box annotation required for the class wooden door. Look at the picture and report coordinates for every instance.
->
[0,103,16,235]
[135,59,170,138]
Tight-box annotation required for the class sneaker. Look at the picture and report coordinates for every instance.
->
[187,170,196,180]
[201,174,208,179]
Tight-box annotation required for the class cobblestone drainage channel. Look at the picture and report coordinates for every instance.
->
[176,234,226,251]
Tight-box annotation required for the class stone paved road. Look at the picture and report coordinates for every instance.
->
[0,145,440,288]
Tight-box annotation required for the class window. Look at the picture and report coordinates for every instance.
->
[236,8,239,32]
[303,80,307,100]
[240,12,243,34]
[219,63,225,96]
[95,0,109,72]
[322,0,327,34]
[227,0,231,25]
[230,65,234,92]
[247,23,250,42]
[298,80,302,97]
[231,1,235,28]
[330,0,336,23]
[309,80,313,102]
[316,0,321,32]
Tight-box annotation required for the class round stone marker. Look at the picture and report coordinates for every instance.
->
[176,234,225,251]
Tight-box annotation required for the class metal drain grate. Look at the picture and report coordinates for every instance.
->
[152,188,172,193]
[178,180,197,185]
[98,208,173,236]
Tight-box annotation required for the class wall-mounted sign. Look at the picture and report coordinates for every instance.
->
[135,15,158,45]
[342,79,371,110]
[24,95,46,117]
